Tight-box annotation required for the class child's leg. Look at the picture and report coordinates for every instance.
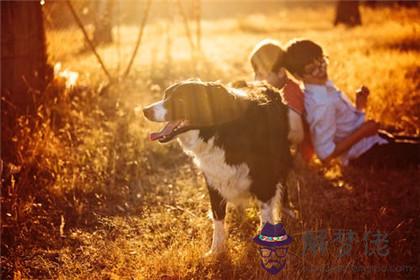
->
[378,130,420,142]
[349,139,420,169]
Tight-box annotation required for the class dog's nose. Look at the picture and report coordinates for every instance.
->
[143,105,154,120]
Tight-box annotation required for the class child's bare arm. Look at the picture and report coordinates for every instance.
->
[355,86,369,112]
[323,120,379,162]
[288,110,304,144]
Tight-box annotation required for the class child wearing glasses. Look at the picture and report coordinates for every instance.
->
[283,39,419,168]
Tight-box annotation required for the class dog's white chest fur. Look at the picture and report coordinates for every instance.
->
[178,130,251,202]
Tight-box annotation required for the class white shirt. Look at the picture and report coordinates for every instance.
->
[304,80,387,165]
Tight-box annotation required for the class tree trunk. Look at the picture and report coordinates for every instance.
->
[334,0,362,27]
[1,1,51,163]
[92,0,114,46]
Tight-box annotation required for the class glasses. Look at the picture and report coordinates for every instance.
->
[304,56,329,78]
[259,246,288,258]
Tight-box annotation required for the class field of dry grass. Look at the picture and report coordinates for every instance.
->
[2,3,419,279]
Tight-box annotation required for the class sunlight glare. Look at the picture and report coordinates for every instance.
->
[230,87,248,98]
[54,62,79,88]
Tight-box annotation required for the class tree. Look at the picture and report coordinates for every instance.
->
[1,1,51,163]
[92,0,114,46]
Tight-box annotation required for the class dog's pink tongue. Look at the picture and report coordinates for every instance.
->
[149,121,179,141]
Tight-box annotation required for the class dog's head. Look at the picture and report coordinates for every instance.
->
[143,80,250,143]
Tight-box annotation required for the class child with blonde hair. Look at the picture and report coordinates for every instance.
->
[250,39,313,161]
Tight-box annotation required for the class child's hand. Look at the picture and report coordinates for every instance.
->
[356,86,369,111]
[362,120,379,137]
[266,72,278,86]
[266,70,287,89]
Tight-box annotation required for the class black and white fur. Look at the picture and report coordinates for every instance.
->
[143,80,292,255]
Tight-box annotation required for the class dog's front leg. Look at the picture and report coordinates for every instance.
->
[260,185,283,228]
[205,183,227,256]
[260,187,282,226]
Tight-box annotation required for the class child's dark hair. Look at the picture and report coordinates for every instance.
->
[284,40,324,77]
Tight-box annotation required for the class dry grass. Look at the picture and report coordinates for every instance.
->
[2,4,419,280]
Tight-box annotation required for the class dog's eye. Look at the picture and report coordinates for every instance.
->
[173,98,186,107]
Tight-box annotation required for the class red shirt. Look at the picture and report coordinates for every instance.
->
[282,79,314,162]
[282,79,305,115]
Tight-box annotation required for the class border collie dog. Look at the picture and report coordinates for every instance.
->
[143,80,292,255]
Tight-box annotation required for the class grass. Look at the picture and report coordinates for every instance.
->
[1,4,419,279]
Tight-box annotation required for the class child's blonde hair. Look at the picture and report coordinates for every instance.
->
[249,39,285,74]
